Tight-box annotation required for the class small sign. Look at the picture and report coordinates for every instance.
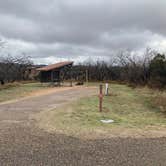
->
[100,119,114,123]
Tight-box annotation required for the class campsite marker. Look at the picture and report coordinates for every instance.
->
[99,84,103,112]
[105,83,109,96]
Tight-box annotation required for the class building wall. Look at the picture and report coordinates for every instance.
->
[40,70,60,82]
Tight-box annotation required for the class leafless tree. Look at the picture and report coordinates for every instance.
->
[0,40,33,84]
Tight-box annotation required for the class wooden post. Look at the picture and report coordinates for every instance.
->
[70,79,72,87]
[99,84,103,112]
[70,66,72,87]
[86,69,88,83]
[51,71,54,86]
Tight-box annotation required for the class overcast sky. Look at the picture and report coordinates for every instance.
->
[0,0,166,64]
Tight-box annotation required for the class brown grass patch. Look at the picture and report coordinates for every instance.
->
[153,95,166,113]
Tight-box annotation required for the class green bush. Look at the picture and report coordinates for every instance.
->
[149,54,166,88]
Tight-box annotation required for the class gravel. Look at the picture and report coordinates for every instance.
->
[0,87,165,166]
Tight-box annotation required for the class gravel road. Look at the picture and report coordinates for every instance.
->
[0,87,165,166]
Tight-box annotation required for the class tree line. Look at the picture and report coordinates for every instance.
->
[0,39,165,89]
[0,40,32,84]
[72,49,166,88]
[0,55,32,84]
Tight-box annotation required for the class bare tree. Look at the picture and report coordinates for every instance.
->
[0,51,33,84]
[0,39,6,84]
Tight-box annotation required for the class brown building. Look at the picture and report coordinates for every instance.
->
[37,61,73,83]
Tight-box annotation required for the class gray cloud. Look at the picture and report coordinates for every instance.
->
[0,0,166,64]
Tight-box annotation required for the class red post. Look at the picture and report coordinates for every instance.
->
[99,84,103,112]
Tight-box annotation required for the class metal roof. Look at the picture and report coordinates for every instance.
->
[37,61,73,71]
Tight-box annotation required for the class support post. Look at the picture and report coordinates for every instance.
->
[70,66,72,87]
[99,84,103,112]
[51,71,54,86]
[86,69,88,83]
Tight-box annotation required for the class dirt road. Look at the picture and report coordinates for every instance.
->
[0,87,166,166]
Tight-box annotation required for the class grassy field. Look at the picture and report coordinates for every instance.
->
[37,83,166,137]
[0,82,49,103]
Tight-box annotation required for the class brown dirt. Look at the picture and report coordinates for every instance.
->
[0,85,90,105]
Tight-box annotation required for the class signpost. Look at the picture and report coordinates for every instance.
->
[105,83,109,96]
[99,84,103,112]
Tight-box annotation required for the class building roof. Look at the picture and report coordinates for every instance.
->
[37,61,73,71]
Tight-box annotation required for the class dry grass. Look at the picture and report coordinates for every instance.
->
[153,93,166,113]
[36,83,166,138]
[0,82,20,90]
[0,82,50,103]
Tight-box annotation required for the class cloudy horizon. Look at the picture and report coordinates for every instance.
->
[0,0,166,64]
